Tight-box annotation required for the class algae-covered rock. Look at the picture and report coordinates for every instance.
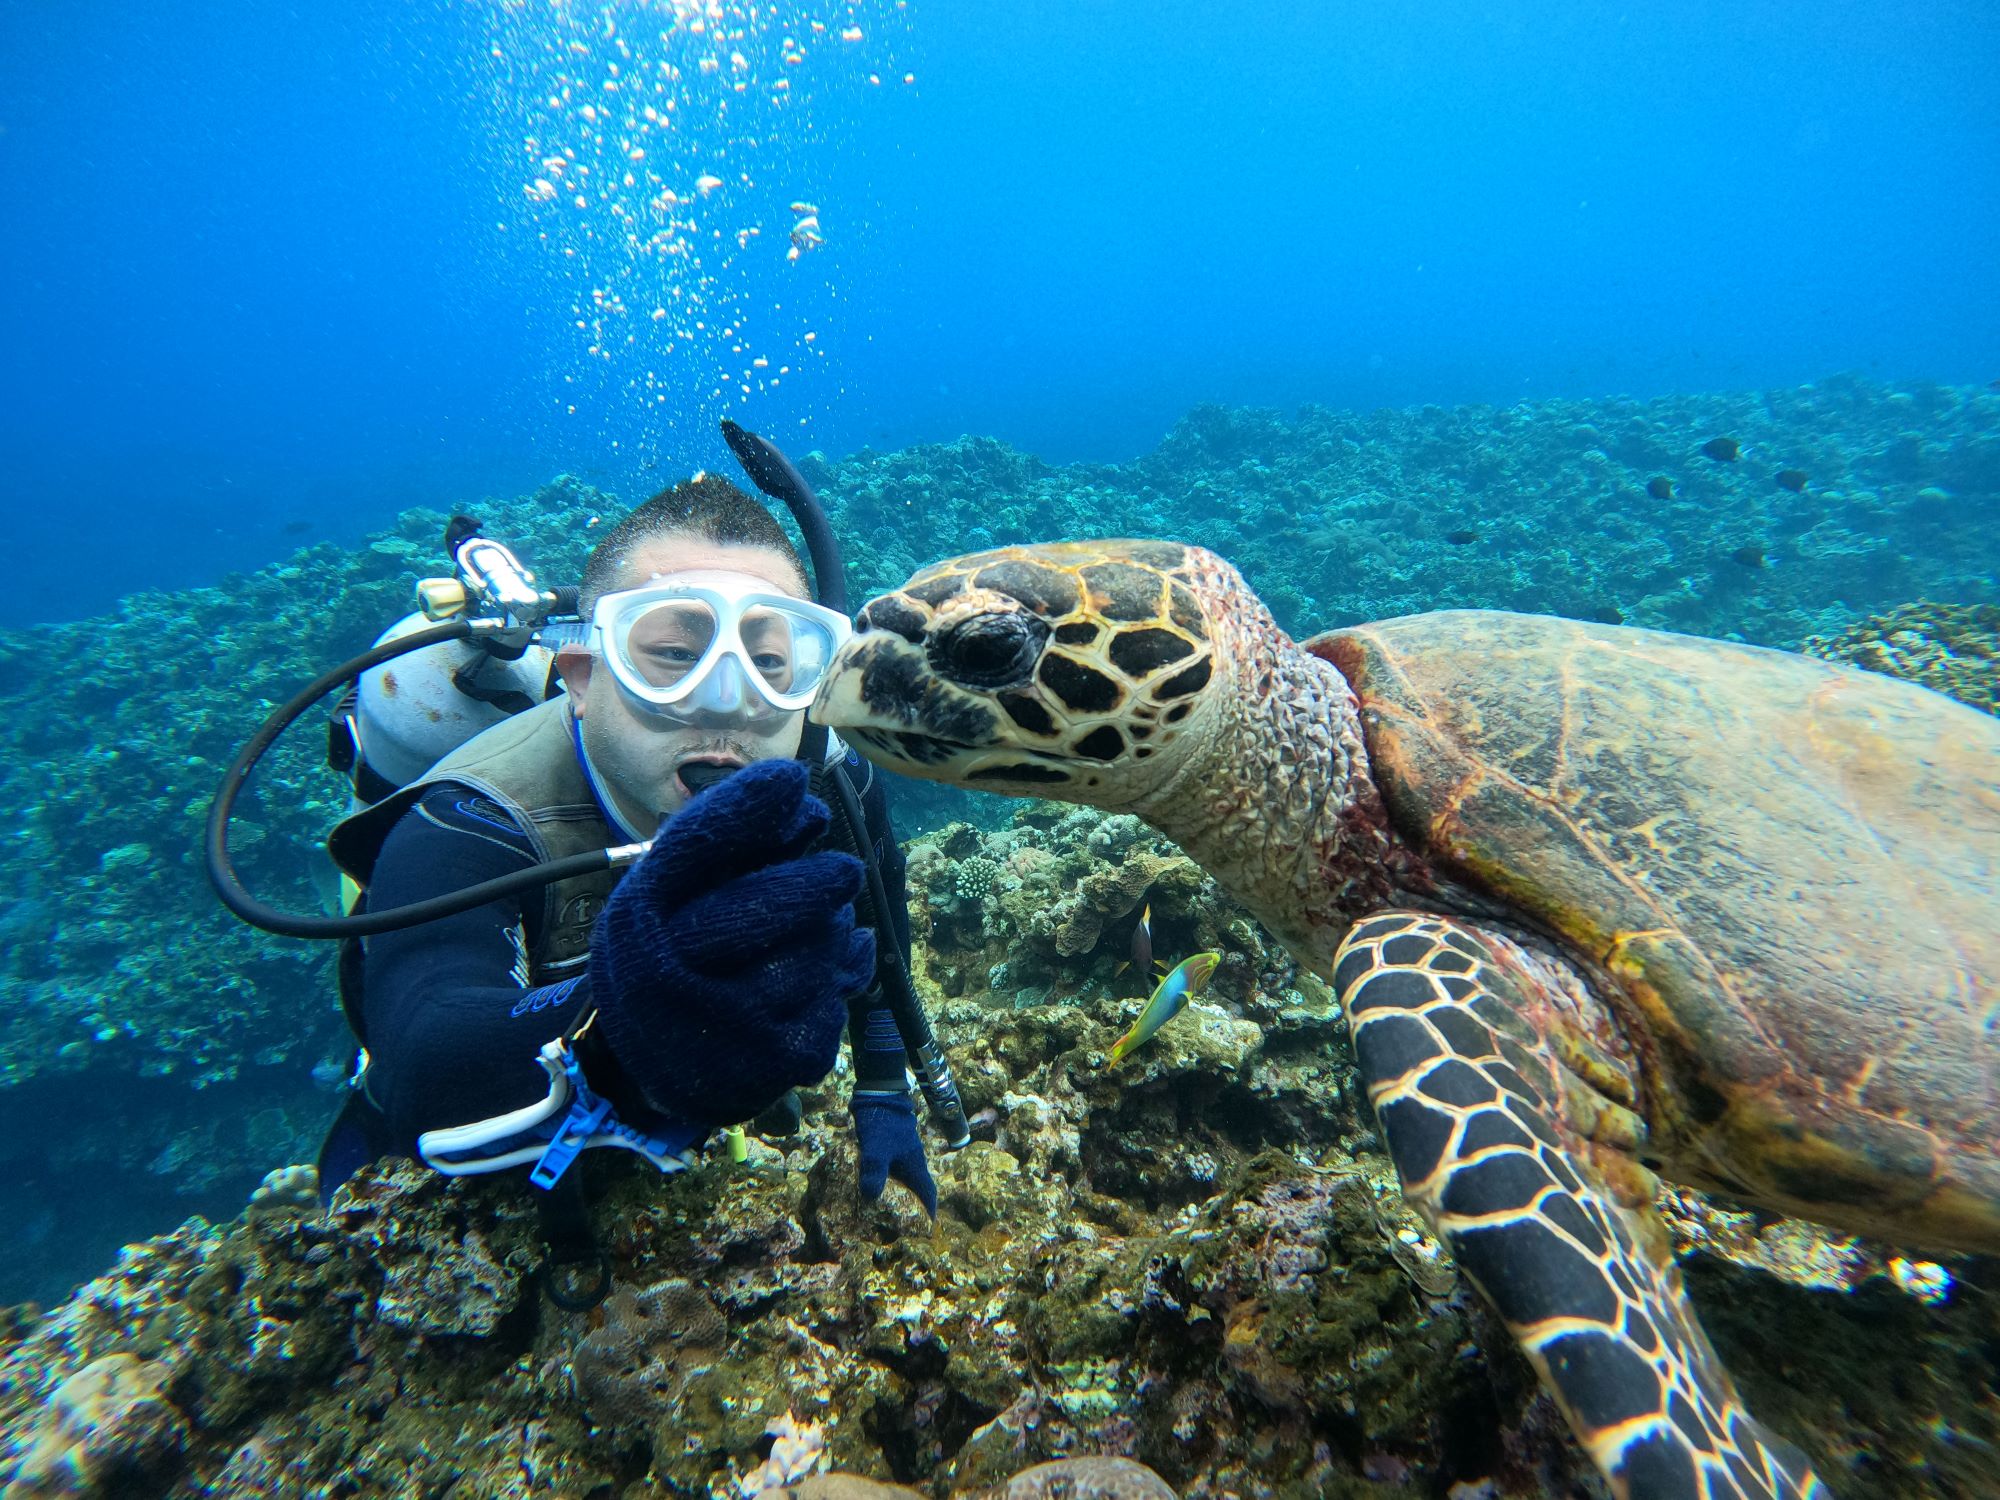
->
[0,1351,187,1496]
[0,937,1991,1499]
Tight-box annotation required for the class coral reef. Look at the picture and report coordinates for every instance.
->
[906,809,1264,1018]
[1801,600,2000,715]
[0,799,1992,1499]
[0,378,1992,1495]
[811,375,1998,652]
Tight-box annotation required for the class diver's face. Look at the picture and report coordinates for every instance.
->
[557,537,808,827]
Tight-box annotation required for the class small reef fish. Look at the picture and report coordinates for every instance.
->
[1113,902,1154,980]
[1728,544,1768,569]
[1645,476,1674,501]
[1105,952,1221,1066]
[1774,468,1809,493]
[1700,437,1742,461]
[1443,527,1479,545]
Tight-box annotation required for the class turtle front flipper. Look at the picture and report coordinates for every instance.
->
[1335,912,1828,1500]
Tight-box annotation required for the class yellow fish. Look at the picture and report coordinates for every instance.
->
[1105,952,1221,1066]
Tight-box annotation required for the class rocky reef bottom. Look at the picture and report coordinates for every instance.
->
[0,967,1993,1500]
[2,604,1996,1500]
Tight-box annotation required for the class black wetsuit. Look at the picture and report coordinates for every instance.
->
[350,755,913,1158]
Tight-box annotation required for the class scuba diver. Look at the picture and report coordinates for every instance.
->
[207,424,964,1305]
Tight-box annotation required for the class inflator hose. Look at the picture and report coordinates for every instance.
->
[204,621,616,939]
[822,761,972,1151]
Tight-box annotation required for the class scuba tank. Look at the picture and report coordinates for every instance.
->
[329,518,561,804]
[346,614,554,795]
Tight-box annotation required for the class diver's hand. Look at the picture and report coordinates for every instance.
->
[590,759,874,1124]
[852,1091,938,1217]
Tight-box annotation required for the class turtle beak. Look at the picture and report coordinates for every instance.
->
[814,630,1072,788]
[810,630,915,730]
[810,632,968,778]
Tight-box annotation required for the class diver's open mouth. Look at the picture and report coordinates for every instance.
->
[675,757,745,796]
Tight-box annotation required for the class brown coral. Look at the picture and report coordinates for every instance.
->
[570,1278,730,1435]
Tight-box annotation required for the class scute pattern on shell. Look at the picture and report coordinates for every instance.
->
[1314,609,2000,1253]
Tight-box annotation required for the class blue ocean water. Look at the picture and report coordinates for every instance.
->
[0,8,1997,1490]
[1,1,1995,628]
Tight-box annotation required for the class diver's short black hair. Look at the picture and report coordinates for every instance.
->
[581,473,807,609]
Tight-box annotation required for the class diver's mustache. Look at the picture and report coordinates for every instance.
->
[674,736,760,762]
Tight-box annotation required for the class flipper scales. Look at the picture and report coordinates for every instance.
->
[1334,912,1829,1500]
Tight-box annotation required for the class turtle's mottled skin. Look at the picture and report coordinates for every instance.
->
[814,540,2000,1500]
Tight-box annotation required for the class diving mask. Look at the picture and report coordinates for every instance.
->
[561,570,852,724]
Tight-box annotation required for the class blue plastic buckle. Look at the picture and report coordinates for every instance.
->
[529,1048,612,1189]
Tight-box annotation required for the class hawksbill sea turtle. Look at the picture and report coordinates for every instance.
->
[810,539,2000,1500]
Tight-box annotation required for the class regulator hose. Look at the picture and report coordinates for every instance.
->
[203,621,623,939]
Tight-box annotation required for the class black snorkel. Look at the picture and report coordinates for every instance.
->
[720,420,970,1151]
[720,418,840,772]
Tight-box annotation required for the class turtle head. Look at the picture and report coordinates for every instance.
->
[812,540,1234,806]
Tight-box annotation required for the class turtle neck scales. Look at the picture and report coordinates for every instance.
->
[1122,555,1405,972]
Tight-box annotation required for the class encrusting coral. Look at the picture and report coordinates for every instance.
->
[1,779,1994,1498]
[0,379,1993,1494]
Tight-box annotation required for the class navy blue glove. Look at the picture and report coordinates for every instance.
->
[853,1091,937,1217]
[590,759,875,1125]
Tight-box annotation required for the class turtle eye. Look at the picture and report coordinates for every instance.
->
[929,610,1048,690]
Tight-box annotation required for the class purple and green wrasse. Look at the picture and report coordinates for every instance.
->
[1104,951,1221,1066]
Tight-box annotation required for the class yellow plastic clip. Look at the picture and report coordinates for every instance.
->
[725,1124,748,1164]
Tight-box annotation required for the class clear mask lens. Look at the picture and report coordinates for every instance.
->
[597,581,846,718]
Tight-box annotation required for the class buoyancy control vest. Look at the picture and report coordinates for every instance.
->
[327,697,617,1031]
[325,695,897,1058]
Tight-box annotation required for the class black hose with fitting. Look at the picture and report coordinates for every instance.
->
[203,618,636,938]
